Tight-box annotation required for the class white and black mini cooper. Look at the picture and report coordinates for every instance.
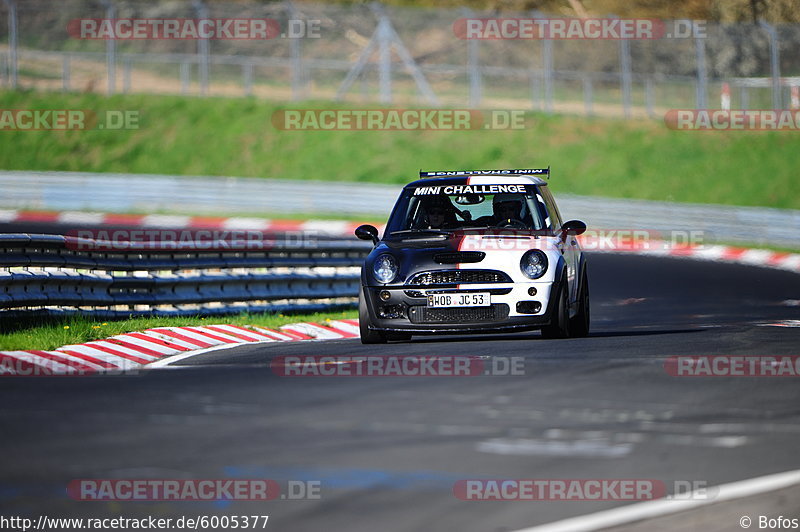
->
[355,168,589,344]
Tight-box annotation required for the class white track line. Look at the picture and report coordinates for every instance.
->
[513,468,800,532]
[147,341,268,368]
[281,323,346,339]
[248,326,297,341]
[328,320,361,336]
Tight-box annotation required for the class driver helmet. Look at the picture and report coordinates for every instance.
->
[422,196,456,227]
[492,193,526,221]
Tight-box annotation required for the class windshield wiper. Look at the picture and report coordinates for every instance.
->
[389,229,454,238]
[389,229,453,236]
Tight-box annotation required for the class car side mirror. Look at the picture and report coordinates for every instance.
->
[561,220,587,237]
[355,224,380,245]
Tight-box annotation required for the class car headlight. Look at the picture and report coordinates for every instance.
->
[373,254,398,283]
[520,250,548,279]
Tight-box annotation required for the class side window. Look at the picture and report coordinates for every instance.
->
[538,186,563,230]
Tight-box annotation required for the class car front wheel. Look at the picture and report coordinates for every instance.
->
[359,286,388,344]
[541,279,570,339]
[569,267,590,337]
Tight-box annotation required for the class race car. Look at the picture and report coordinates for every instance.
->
[354,168,590,344]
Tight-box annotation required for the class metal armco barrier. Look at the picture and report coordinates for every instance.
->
[0,234,372,317]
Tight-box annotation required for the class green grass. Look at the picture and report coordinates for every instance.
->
[0,310,357,351]
[1,90,799,209]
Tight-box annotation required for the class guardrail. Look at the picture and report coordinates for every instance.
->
[0,233,372,318]
[0,171,400,217]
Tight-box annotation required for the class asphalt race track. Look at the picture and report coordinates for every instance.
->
[1,253,799,531]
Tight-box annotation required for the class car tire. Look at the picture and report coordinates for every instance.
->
[359,286,387,344]
[569,267,590,338]
[541,279,570,339]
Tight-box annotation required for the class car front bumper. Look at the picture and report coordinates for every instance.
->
[361,283,557,334]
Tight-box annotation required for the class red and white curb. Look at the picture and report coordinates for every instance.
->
[0,209,382,237]
[0,319,359,376]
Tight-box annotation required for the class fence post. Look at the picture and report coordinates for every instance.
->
[462,8,481,108]
[645,77,654,118]
[759,21,782,109]
[583,75,593,116]
[243,62,253,96]
[123,58,131,93]
[180,62,190,94]
[542,30,553,113]
[193,0,210,96]
[286,1,305,100]
[100,0,116,94]
[62,55,71,92]
[530,73,539,110]
[2,0,18,89]
[619,34,632,118]
[377,16,392,103]
[695,34,707,109]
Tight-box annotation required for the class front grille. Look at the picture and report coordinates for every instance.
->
[408,304,510,324]
[434,252,485,264]
[404,288,512,298]
[406,269,511,286]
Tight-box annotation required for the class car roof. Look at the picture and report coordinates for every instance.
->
[405,174,548,188]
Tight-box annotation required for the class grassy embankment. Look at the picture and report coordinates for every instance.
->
[0,90,797,209]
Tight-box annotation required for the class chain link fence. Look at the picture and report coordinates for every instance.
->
[1,0,799,117]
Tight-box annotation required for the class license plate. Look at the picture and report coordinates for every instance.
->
[427,293,491,308]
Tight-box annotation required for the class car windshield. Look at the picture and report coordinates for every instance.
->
[385,185,548,234]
